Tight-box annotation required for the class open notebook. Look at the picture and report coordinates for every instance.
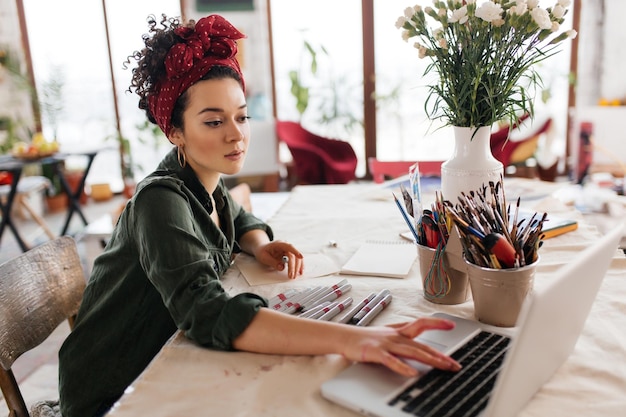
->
[323,224,624,417]
[340,241,417,279]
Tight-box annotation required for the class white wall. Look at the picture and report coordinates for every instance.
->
[577,0,626,106]
[184,0,279,179]
[184,0,274,121]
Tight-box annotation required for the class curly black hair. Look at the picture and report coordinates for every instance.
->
[125,14,243,133]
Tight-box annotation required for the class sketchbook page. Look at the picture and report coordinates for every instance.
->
[340,241,417,279]
[234,253,340,286]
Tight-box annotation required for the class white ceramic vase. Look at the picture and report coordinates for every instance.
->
[441,126,504,204]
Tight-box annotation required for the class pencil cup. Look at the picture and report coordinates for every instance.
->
[466,258,538,327]
[417,244,470,305]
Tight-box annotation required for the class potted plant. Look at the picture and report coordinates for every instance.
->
[41,161,68,212]
[396,0,577,201]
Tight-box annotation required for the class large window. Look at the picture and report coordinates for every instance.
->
[23,0,179,190]
[270,1,574,173]
[21,0,574,185]
[270,0,365,174]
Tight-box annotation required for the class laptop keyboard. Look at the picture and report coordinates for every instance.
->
[388,331,511,417]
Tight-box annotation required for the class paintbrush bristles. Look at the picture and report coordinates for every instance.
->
[444,178,545,269]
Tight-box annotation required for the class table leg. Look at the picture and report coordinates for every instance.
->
[56,153,96,236]
[0,168,30,252]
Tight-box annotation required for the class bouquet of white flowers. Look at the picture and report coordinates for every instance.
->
[396,0,577,128]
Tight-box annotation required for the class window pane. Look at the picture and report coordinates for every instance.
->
[375,0,453,162]
[24,0,116,178]
[270,0,365,174]
[374,1,573,166]
[106,0,181,184]
[24,0,179,190]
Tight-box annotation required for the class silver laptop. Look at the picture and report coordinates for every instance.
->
[322,224,624,417]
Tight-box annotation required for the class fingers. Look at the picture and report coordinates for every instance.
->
[392,341,461,372]
[397,317,457,338]
[273,241,304,279]
[279,252,304,279]
[357,318,462,376]
[379,351,420,377]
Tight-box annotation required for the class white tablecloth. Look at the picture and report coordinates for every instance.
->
[108,181,626,417]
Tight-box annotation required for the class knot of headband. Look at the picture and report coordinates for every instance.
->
[148,15,246,137]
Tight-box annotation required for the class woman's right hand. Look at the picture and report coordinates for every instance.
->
[340,317,462,377]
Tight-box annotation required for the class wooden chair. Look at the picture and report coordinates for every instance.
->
[367,158,443,183]
[0,236,85,417]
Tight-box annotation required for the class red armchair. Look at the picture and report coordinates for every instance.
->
[276,121,357,185]
[490,114,552,168]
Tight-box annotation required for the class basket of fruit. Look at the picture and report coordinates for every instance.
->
[11,133,60,160]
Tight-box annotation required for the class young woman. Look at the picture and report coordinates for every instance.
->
[58,14,460,417]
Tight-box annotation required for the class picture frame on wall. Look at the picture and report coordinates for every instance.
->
[196,0,254,12]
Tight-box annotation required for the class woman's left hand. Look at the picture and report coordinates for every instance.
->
[254,240,304,279]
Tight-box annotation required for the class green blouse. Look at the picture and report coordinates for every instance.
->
[58,149,272,417]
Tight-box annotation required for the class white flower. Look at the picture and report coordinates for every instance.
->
[552,4,565,19]
[475,2,504,23]
[414,42,428,59]
[531,7,552,30]
[395,0,577,128]
[566,29,577,39]
[395,16,407,29]
[404,7,415,19]
[450,5,469,24]
[510,3,528,15]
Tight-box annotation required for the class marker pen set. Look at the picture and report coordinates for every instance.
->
[342,289,392,327]
[268,281,392,326]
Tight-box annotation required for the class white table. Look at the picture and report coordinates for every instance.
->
[107,181,626,417]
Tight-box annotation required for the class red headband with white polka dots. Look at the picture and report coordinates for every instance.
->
[148,15,245,137]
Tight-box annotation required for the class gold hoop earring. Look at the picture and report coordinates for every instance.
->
[177,146,187,168]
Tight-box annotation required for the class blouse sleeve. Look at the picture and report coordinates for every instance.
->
[130,181,267,350]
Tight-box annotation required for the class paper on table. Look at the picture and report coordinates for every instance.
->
[340,241,417,278]
[234,253,340,286]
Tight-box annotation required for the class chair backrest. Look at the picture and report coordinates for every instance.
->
[367,158,443,183]
[490,115,552,167]
[0,236,85,417]
[276,120,357,185]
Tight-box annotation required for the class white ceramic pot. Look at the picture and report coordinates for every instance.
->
[441,126,504,203]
